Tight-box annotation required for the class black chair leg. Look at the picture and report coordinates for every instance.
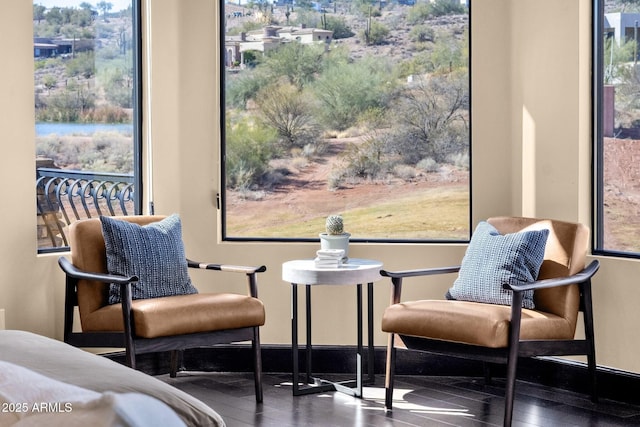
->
[124,334,136,369]
[504,293,523,427]
[253,327,263,403]
[385,333,397,411]
[582,281,598,402]
[483,362,493,385]
[169,350,181,378]
[504,349,518,427]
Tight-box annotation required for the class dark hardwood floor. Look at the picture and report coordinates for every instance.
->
[158,371,640,426]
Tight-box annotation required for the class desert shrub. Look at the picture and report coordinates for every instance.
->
[417,157,440,172]
[255,82,321,149]
[327,169,346,190]
[430,0,466,17]
[225,21,264,36]
[65,51,96,79]
[38,84,96,122]
[104,69,133,108]
[88,105,131,123]
[447,151,469,170]
[430,31,468,74]
[406,2,432,24]
[393,164,416,180]
[226,68,271,110]
[311,55,395,131]
[35,132,133,173]
[225,116,279,190]
[78,134,133,172]
[410,24,435,43]
[387,71,469,164]
[361,21,389,46]
[42,75,58,91]
[397,53,434,78]
[407,0,465,24]
[324,16,355,39]
[339,134,388,180]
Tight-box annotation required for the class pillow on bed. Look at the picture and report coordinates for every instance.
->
[101,214,198,305]
[446,221,549,309]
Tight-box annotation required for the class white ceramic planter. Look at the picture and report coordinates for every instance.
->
[319,232,351,261]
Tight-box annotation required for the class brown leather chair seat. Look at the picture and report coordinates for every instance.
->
[383,299,573,349]
[83,293,265,339]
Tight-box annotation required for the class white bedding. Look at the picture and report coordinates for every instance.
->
[0,330,224,427]
[0,360,186,427]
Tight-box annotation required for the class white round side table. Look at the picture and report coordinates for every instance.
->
[282,258,384,397]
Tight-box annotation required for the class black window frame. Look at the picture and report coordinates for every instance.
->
[35,0,143,254]
[593,0,640,259]
[219,0,472,244]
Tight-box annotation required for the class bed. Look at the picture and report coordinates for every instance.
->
[0,330,225,427]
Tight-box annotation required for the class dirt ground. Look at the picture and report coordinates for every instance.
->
[602,137,640,251]
[227,136,640,245]
[225,137,468,235]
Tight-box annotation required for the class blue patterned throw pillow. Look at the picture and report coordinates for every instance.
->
[101,214,198,305]
[446,221,549,309]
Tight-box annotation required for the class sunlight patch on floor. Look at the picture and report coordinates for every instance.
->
[275,381,474,418]
[363,386,474,417]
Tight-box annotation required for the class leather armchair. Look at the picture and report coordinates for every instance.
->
[58,215,266,402]
[381,216,600,426]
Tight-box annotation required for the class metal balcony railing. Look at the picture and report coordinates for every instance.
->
[36,167,135,250]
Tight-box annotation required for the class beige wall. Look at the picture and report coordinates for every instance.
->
[2,0,640,373]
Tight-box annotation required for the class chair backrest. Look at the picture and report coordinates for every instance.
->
[487,216,590,334]
[69,215,166,326]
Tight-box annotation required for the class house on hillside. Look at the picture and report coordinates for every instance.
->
[224,24,333,67]
[604,12,640,53]
[34,37,96,58]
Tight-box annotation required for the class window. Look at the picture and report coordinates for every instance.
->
[595,0,640,255]
[34,0,142,252]
[222,0,470,241]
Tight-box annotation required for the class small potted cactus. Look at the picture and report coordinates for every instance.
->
[319,214,350,261]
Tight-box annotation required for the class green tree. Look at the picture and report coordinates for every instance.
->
[97,1,113,21]
[45,7,64,26]
[262,43,326,89]
[34,5,46,24]
[312,55,395,131]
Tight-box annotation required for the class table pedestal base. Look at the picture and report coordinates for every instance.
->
[291,282,375,397]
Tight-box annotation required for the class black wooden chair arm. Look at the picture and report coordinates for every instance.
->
[380,265,461,280]
[186,259,266,298]
[58,256,138,285]
[186,259,267,274]
[505,260,600,292]
[381,265,461,304]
